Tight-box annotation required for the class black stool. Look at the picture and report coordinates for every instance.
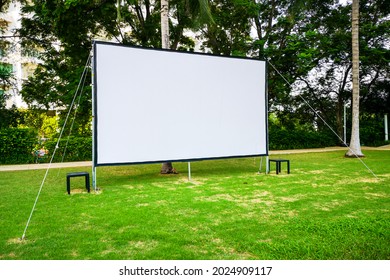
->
[66,172,90,194]
[268,159,290,174]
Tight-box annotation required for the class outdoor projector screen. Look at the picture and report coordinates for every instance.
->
[93,41,268,166]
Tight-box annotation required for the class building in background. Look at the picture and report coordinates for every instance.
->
[1,1,38,108]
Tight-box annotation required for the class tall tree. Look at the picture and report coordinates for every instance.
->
[161,0,169,48]
[199,0,330,128]
[159,0,213,174]
[346,0,363,156]
[160,0,174,174]
[20,0,208,130]
[292,0,389,144]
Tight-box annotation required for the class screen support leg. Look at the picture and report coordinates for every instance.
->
[92,165,97,191]
[259,156,263,173]
[188,162,191,182]
[266,156,270,174]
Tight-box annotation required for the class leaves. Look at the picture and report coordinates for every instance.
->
[13,0,389,144]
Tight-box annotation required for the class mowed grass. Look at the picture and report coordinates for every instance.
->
[0,150,389,260]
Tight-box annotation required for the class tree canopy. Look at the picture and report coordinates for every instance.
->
[15,0,390,143]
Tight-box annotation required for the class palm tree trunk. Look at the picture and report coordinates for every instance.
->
[160,0,176,173]
[346,0,364,157]
[159,0,213,173]
[161,0,169,49]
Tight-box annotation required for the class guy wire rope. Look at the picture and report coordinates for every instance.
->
[60,55,91,165]
[21,53,92,240]
[267,58,378,179]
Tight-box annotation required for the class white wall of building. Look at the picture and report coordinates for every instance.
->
[1,2,34,108]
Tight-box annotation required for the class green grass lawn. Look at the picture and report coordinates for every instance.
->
[0,150,389,260]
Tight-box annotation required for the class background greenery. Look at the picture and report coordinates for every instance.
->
[1,0,388,143]
[0,150,389,259]
[0,128,36,164]
[1,125,388,165]
[1,0,389,164]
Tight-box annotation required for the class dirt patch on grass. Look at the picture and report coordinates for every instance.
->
[237,198,274,208]
[195,191,275,208]
[0,252,17,259]
[176,208,200,216]
[155,200,169,206]
[185,244,209,255]
[313,200,345,211]
[279,196,299,202]
[336,177,380,185]
[365,192,388,198]
[69,188,86,194]
[195,194,235,202]
[68,188,102,195]
[135,203,150,207]
[7,237,30,245]
[173,178,204,186]
[308,170,325,174]
[253,190,271,197]
[100,245,115,256]
[258,239,272,243]
[70,250,79,258]
[217,246,258,259]
[128,240,159,251]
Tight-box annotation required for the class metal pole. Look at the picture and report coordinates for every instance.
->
[385,113,388,141]
[188,162,191,181]
[266,156,269,174]
[91,43,97,191]
[92,166,97,191]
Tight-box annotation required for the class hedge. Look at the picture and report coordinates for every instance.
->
[44,136,92,163]
[46,131,336,163]
[269,128,339,150]
[0,128,345,165]
[0,128,37,164]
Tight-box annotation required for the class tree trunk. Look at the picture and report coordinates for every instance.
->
[161,0,169,49]
[346,0,364,157]
[160,0,177,173]
[161,161,177,174]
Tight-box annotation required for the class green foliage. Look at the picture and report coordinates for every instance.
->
[268,112,339,149]
[269,127,338,150]
[15,0,389,153]
[19,0,113,132]
[40,114,59,138]
[199,0,389,144]
[0,63,14,106]
[288,0,390,140]
[360,114,387,147]
[19,0,210,131]
[0,127,91,164]
[0,128,37,164]
[21,109,59,139]
[44,136,92,163]
[0,63,13,86]
[0,105,25,129]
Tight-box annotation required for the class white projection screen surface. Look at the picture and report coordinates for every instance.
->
[93,41,268,166]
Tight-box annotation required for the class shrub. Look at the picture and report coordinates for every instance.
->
[44,136,92,163]
[0,128,37,164]
[360,115,387,147]
[269,127,338,150]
